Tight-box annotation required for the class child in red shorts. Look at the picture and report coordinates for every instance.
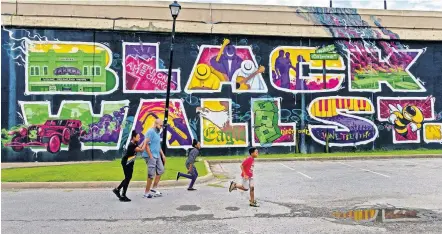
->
[229,147,259,207]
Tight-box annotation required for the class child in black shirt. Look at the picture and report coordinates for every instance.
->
[113,130,145,202]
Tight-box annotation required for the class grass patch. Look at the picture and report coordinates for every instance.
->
[1,157,207,183]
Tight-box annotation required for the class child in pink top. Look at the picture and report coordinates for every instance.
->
[229,147,259,207]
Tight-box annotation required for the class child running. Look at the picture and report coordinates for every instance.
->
[229,147,259,207]
[176,139,201,191]
[113,130,145,202]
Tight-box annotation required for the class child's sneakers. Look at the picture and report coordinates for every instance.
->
[229,181,237,192]
[249,200,259,207]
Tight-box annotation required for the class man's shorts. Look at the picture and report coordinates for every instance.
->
[241,177,254,190]
[145,157,164,179]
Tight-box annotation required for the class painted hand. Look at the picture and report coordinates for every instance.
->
[388,114,397,124]
[410,123,418,132]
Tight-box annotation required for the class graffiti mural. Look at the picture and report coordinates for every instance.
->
[269,46,346,93]
[25,41,118,95]
[308,96,378,147]
[377,96,435,143]
[423,123,442,143]
[122,42,181,93]
[185,39,267,93]
[130,99,194,149]
[348,49,425,93]
[3,101,129,153]
[251,98,296,146]
[198,99,249,147]
[2,11,442,162]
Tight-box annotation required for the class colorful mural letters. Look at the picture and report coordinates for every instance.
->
[3,101,128,153]
[198,99,248,147]
[348,49,425,93]
[185,39,267,93]
[123,42,181,93]
[2,17,442,161]
[423,123,442,143]
[251,98,296,146]
[308,96,378,147]
[269,46,345,93]
[130,99,193,149]
[25,41,118,95]
[377,97,435,143]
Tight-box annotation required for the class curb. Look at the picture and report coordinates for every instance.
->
[1,160,215,190]
[205,154,442,164]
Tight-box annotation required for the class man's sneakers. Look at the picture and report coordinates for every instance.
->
[120,196,131,202]
[249,200,259,207]
[176,172,181,181]
[113,188,121,199]
[143,189,162,198]
[229,181,237,192]
[151,189,163,197]
[143,193,153,198]
[187,188,197,191]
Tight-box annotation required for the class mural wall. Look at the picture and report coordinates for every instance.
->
[2,8,442,161]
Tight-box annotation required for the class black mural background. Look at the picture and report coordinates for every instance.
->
[1,27,441,162]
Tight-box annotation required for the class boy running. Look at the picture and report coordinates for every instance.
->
[176,139,200,191]
[229,147,259,207]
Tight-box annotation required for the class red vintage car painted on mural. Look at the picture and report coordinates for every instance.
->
[5,120,85,153]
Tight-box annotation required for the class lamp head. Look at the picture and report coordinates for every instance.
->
[169,1,181,18]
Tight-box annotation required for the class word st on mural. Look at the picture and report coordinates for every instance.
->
[308,96,378,147]
[2,7,442,161]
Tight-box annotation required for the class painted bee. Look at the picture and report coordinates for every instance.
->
[388,104,424,138]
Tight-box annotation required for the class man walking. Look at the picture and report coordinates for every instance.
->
[143,118,166,198]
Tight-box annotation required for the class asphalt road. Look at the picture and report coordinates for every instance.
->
[3,158,442,234]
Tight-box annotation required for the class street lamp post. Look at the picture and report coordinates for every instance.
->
[161,1,181,159]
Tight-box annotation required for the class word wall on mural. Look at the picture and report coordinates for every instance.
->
[2,17,442,161]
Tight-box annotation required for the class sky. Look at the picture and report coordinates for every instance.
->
[173,0,442,11]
